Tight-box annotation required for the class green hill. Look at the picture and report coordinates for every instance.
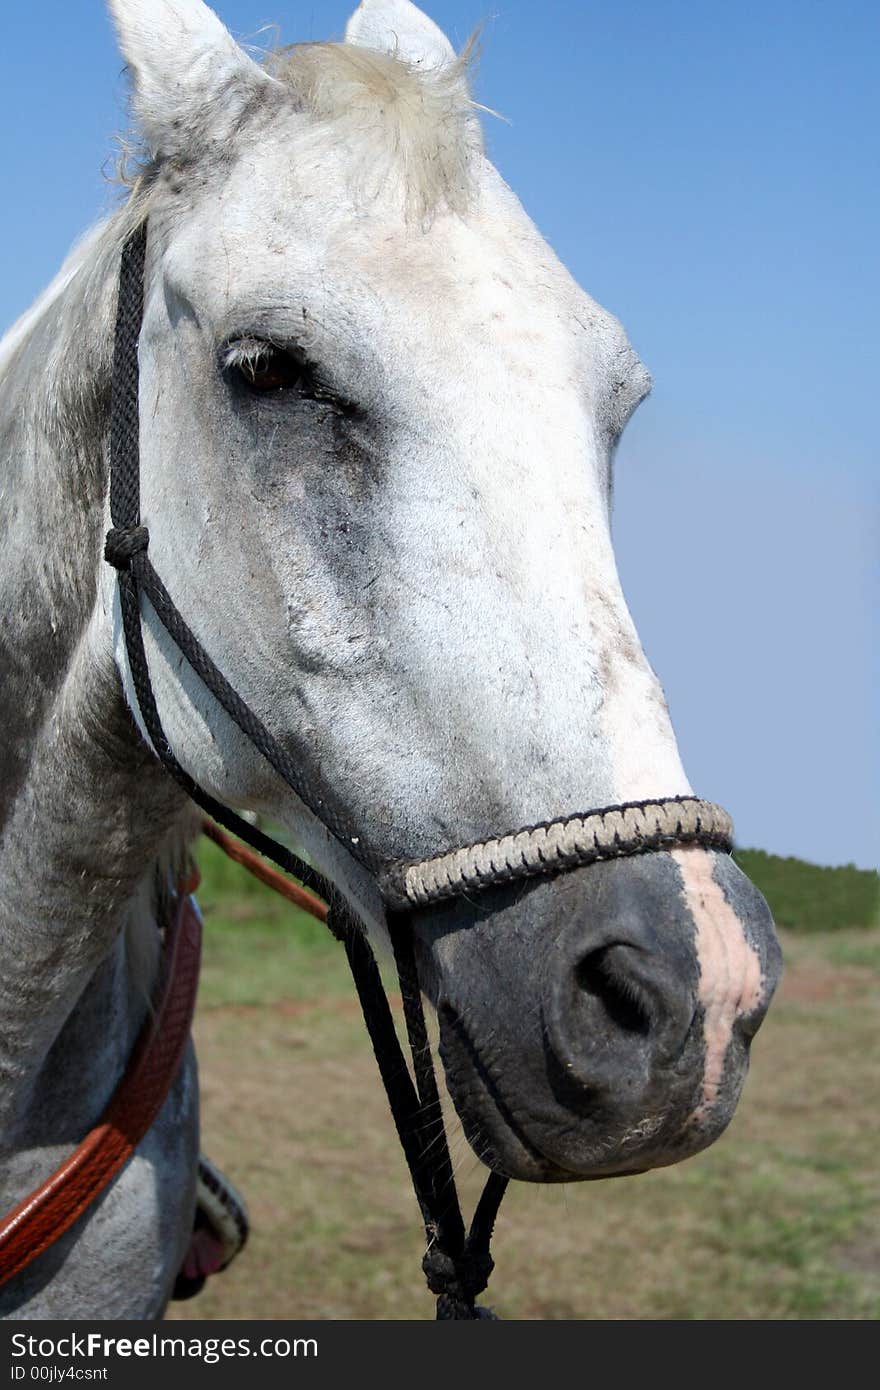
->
[734,849,879,933]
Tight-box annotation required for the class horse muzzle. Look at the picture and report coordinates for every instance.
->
[417,849,781,1182]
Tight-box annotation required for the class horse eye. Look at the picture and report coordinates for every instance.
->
[227,341,305,394]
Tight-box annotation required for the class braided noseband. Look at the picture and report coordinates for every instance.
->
[386,796,733,909]
[102,223,735,1320]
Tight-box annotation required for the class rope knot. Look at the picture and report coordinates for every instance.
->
[104,525,150,571]
[422,1243,495,1319]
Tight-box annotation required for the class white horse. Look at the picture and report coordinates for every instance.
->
[0,0,781,1318]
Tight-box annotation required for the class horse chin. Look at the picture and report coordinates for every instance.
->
[437,1002,570,1181]
[437,998,748,1184]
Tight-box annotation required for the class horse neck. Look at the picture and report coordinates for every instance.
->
[0,224,119,821]
[0,220,192,1134]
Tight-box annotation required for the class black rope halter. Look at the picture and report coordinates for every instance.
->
[104,222,734,1320]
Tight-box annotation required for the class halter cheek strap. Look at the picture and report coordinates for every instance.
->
[97,221,734,1320]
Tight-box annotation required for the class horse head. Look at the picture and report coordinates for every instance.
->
[103,0,781,1184]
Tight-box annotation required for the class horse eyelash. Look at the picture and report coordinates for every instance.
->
[220,338,280,373]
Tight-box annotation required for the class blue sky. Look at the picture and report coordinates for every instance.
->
[2,1,876,868]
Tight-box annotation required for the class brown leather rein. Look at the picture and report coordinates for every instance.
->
[0,821,319,1290]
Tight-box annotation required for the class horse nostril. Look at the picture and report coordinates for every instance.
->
[574,946,653,1038]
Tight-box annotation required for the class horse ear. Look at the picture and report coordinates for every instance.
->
[345,0,457,69]
[107,0,274,159]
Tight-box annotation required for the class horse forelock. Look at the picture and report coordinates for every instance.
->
[268,40,483,218]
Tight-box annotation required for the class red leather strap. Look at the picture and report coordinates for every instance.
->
[0,891,202,1288]
[201,820,328,922]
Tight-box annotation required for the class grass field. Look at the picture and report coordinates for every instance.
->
[167,840,880,1321]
